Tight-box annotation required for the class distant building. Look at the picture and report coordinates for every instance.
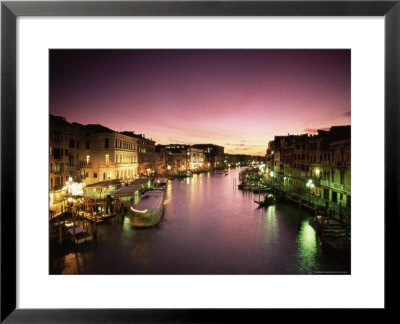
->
[192,144,225,168]
[226,154,265,166]
[155,145,189,174]
[188,147,205,169]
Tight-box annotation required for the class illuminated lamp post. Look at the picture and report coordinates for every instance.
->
[306,179,315,205]
[284,176,287,197]
[270,171,275,192]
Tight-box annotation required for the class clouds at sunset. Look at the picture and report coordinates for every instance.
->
[50,49,351,155]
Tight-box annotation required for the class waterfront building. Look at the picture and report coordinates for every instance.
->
[155,145,187,175]
[226,154,265,167]
[77,124,139,185]
[121,132,155,176]
[192,144,225,168]
[49,115,81,206]
[188,147,205,170]
[265,125,351,218]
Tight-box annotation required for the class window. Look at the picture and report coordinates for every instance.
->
[86,141,90,149]
[105,154,109,166]
[86,155,90,165]
[332,191,337,203]
[340,170,345,184]
[105,138,109,148]
[93,173,98,178]
[53,148,61,159]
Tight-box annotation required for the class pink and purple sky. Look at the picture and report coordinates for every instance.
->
[50,49,350,156]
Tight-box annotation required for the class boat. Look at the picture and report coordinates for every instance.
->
[153,178,168,189]
[67,226,92,244]
[254,193,276,206]
[129,190,165,227]
[309,216,350,251]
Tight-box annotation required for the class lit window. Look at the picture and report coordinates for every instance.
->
[86,155,90,164]
[105,154,109,166]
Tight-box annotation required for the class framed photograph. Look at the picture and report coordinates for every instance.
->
[1,0,398,321]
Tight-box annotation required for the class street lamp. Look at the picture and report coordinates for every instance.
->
[306,179,315,205]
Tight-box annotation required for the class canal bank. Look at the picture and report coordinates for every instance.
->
[50,168,350,275]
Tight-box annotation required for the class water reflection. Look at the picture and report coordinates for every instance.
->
[295,221,320,273]
[264,205,279,245]
[50,168,350,274]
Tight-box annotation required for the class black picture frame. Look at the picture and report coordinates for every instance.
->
[1,0,398,322]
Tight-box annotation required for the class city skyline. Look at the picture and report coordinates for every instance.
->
[50,49,351,155]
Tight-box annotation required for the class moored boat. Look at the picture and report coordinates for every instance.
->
[129,190,165,227]
[254,193,276,207]
[67,226,93,244]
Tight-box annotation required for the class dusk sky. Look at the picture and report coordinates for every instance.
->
[50,49,350,156]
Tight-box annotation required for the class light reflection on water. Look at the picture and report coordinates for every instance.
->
[50,169,350,274]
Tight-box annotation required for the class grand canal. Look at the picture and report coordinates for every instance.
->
[50,168,350,274]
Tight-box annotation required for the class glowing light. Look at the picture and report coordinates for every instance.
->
[130,206,148,213]
[315,169,320,176]
[167,165,171,170]
[71,182,83,196]
[67,197,72,203]
[68,177,72,181]
[270,171,274,177]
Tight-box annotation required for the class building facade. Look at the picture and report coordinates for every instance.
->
[265,126,351,218]
[192,144,225,169]
[78,125,139,185]
[121,132,155,176]
[49,115,81,204]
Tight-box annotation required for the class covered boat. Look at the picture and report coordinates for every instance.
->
[129,190,165,227]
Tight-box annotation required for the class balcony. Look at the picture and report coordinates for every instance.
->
[320,179,350,193]
[320,179,330,187]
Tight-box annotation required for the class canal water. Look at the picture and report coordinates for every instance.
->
[50,168,350,275]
